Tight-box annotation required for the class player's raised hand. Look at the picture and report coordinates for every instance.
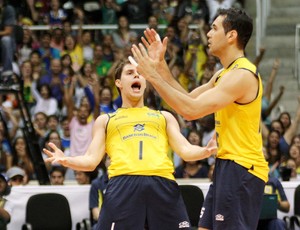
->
[141,28,168,62]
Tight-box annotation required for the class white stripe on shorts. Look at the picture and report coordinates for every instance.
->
[111,222,115,230]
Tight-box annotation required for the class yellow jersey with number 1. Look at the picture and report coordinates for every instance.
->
[106,107,175,181]
[214,57,269,182]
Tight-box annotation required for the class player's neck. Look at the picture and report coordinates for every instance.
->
[219,48,245,69]
[121,99,145,109]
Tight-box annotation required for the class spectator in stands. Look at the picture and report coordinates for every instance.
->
[17,27,34,65]
[38,32,61,72]
[175,129,209,178]
[31,81,58,117]
[152,0,176,26]
[0,110,17,155]
[89,155,110,228]
[198,114,215,166]
[286,157,298,179]
[278,111,292,133]
[265,130,284,179]
[46,116,60,134]
[99,86,118,114]
[33,111,48,146]
[257,173,290,229]
[63,65,100,158]
[261,58,284,128]
[50,25,64,52]
[175,0,210,25]
[38,58,66,109]
[0,130,12,172]
[81,30,95,62]
[0,173,10,229]
[11,136,34,182]
[288,144,300,175]
[262,96,300,157]
[69,62,95,109]
[100,0,121,35]
[6,166,25,186]
[20,60,35,113]
[291,134,300,148]
[61,8,85,68]
[184,21,208,85]
[0,0,17,85]
[112,15,138,49]
[60,53,74,77]
[45,0,67,26]
[62,19,76,37]
[49,165,66,185]
[75,170,98,185]
[29,50,44,81]
[120,0,152,24]
[200,54,220,85]
[175,16,190,49]
[60,116,70,156]
[92,44,112,79]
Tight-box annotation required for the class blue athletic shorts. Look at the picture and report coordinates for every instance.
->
[198,159,265,230]
[95,175,191,230]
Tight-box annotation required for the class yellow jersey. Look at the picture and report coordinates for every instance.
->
[106,107,175,180]
[214,57,269,182]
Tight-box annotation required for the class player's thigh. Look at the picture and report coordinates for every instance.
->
[96,176,147,230]
[146,177,191,230]
[214,160,264,230]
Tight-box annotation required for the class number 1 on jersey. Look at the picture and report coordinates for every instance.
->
[139,141,143,160]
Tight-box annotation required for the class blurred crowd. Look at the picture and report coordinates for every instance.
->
[0,0,299,188]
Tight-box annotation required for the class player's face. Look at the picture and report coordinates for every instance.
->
[117,63,146,99]
[207,15,227,56]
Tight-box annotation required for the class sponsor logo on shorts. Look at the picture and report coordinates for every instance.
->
[179,221,190,228]
[215,214,224,221]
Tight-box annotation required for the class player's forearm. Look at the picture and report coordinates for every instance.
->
[156,60,187,94]
[63,155,99,171]
[179,145,211,161]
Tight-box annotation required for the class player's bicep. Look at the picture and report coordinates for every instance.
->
[86,115,108,163]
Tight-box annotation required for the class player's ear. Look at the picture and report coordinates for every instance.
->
[115,79,122,88]
[227,30,237,39]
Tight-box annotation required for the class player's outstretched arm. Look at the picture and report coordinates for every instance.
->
[162,111,217,161]
[44,114,108,171]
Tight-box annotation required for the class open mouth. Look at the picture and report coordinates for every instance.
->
[131,82,141,92]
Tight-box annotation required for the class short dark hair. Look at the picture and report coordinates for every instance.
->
[49,165,66,177]
[217,8,253,50]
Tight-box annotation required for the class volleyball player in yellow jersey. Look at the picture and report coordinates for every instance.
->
[131,8,269,230]
[43,60,217,230]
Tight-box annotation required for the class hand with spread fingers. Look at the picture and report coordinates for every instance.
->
[141,28,168,62]
[130,28,170,80]
[43,142,68,166]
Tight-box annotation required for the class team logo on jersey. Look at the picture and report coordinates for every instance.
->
[134,124,145,132]
[178,221,190,228]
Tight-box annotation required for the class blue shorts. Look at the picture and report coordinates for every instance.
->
[95,175,191,230]
[198,159,265,230]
